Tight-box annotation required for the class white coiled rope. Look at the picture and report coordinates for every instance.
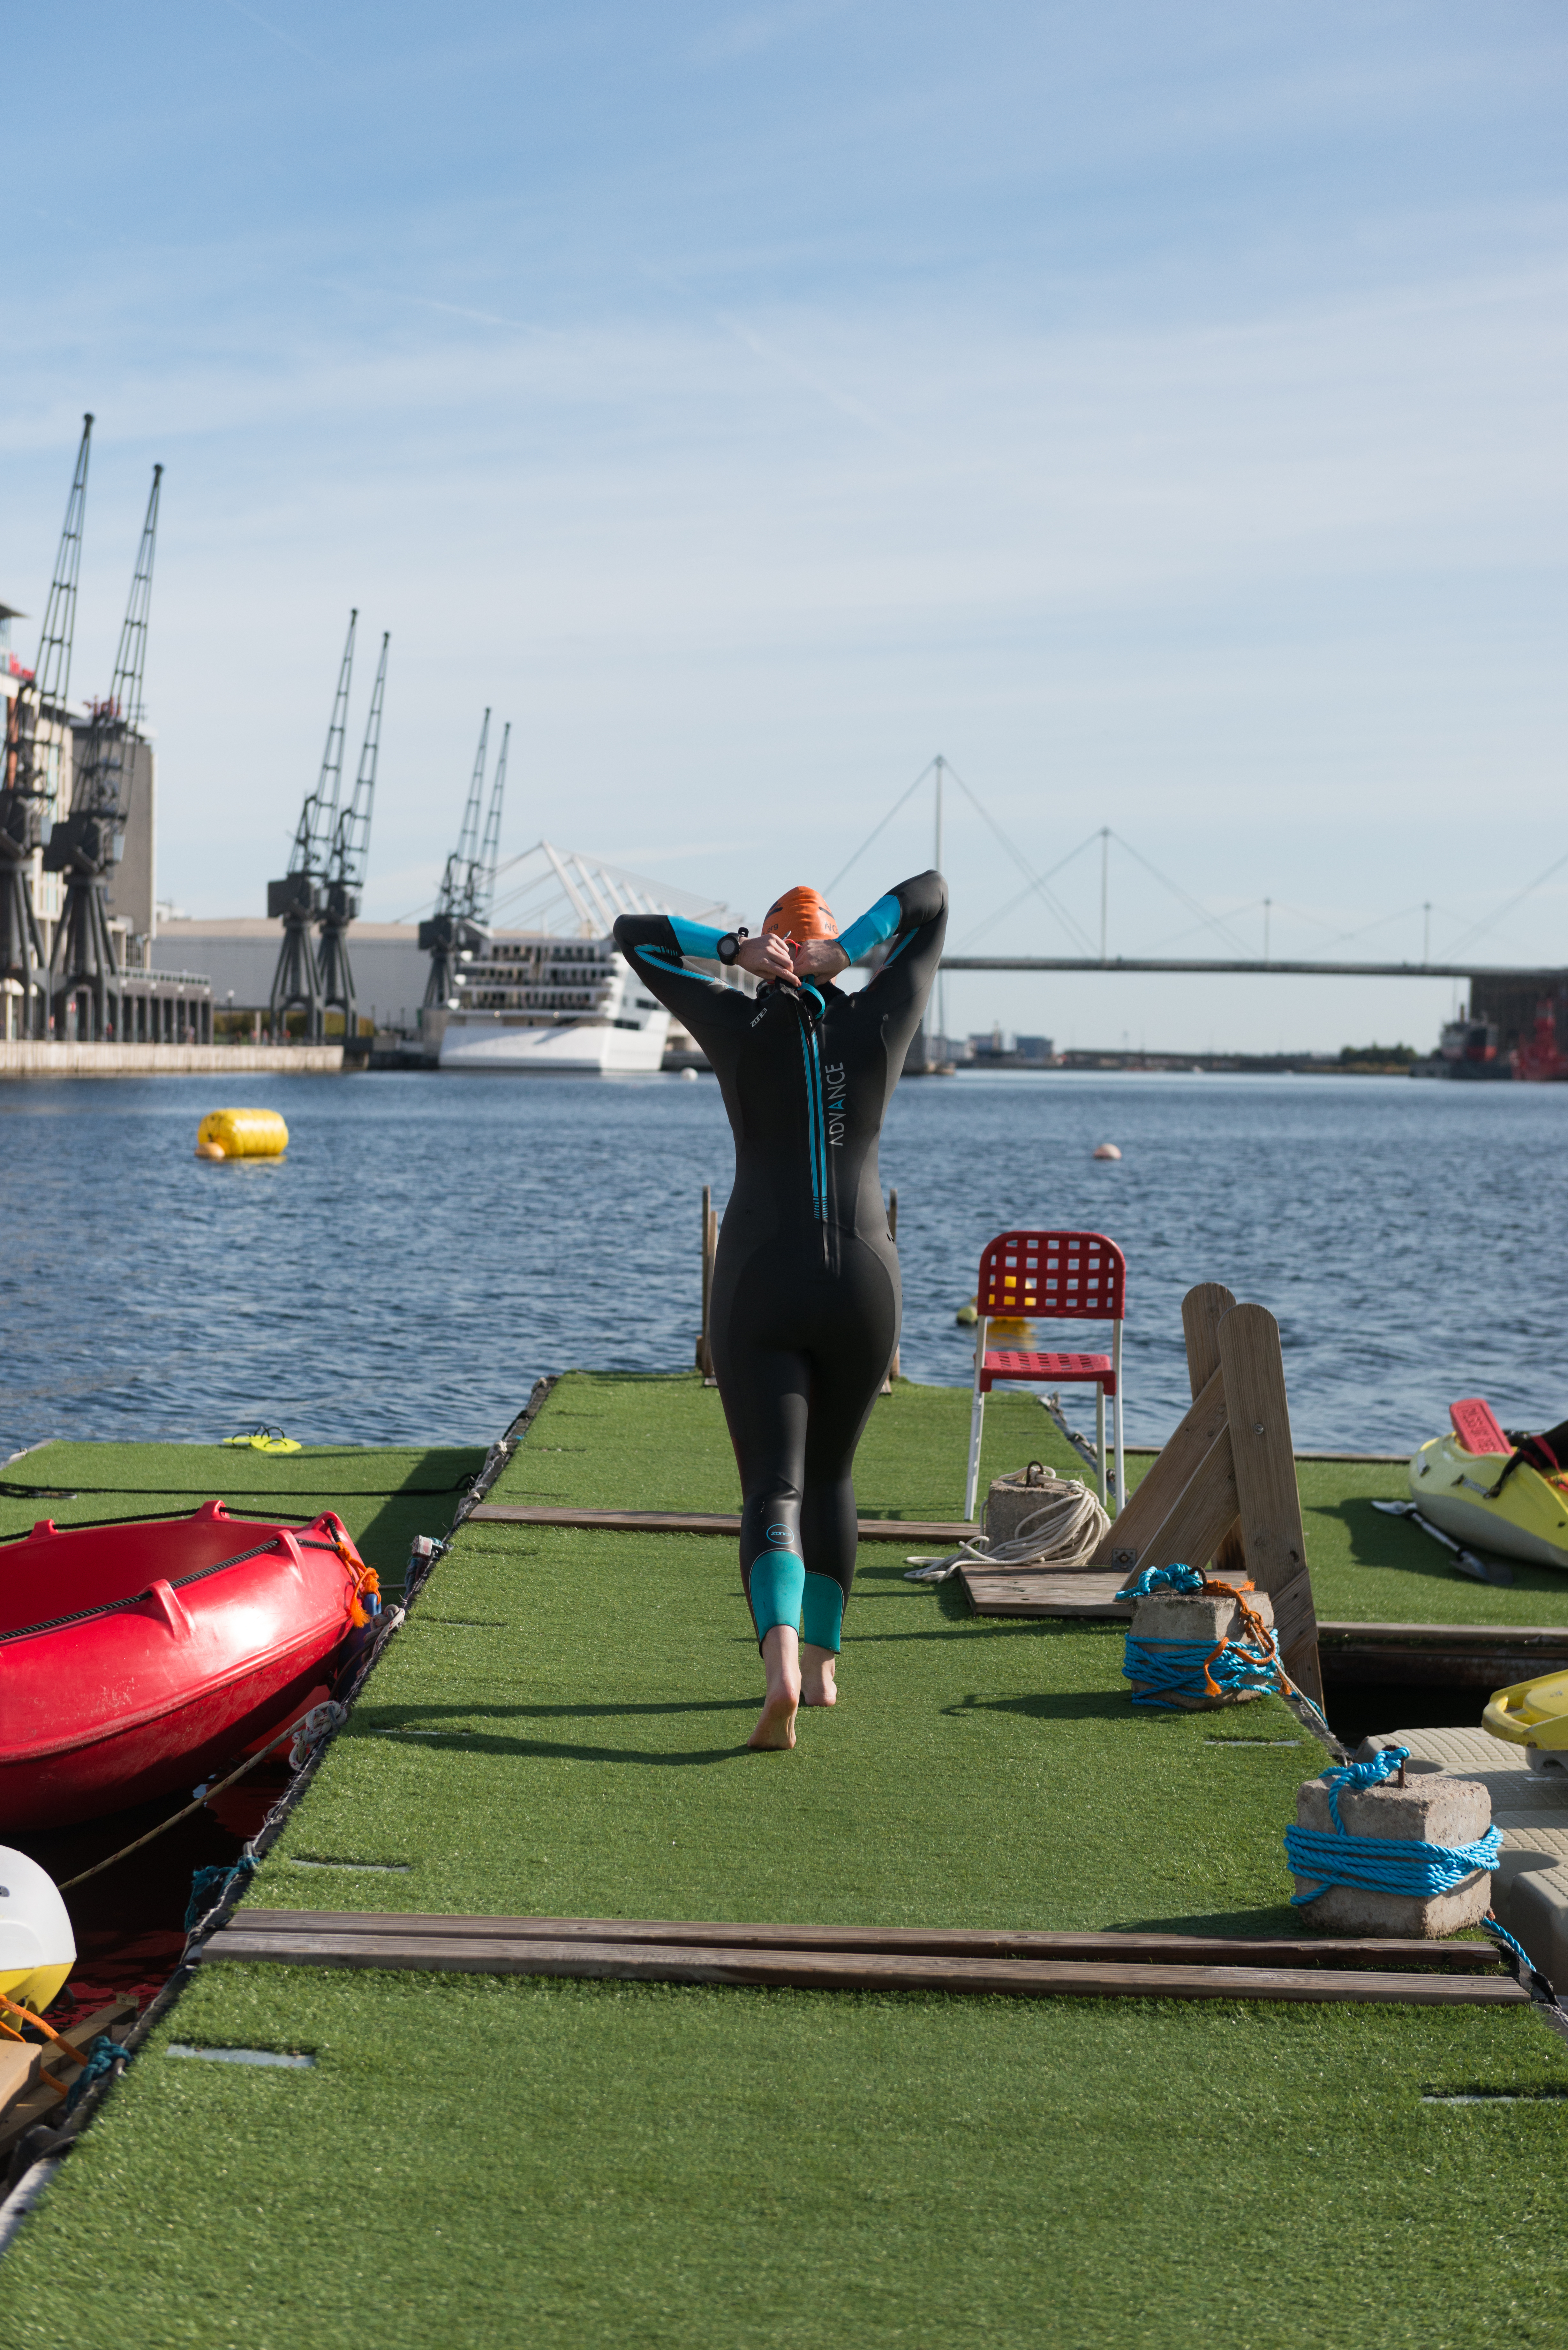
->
[904,1474,1111,1583]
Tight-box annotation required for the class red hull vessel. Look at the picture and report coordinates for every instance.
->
[0,1501,373,1830]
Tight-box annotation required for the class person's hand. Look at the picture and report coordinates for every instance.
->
[736,933,798,985]
[793,939,849,981]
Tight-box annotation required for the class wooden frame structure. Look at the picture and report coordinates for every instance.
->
[1085,1282,1323,1705]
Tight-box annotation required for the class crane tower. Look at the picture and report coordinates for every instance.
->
[268,612,357,1042]
[420,711,510,1008]
[1,414,92,1038]
[46,461,164,1041]
[315,629,389,1046]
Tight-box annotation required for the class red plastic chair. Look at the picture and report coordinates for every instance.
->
[964,1230,1127,1522]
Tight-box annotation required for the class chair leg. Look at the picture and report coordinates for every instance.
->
[1112,1387,1126,1522]
[1095,1385,1107,1507]
[965,1381,986,1522]
[1110,1319,1125,1520]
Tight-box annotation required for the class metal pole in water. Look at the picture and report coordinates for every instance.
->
[934,758,946,1053]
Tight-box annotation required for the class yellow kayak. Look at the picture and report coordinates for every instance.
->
[1484,1669,1568,1771]
[1409,1431,1568,1571]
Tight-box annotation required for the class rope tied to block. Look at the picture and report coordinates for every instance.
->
[1284,1744,1504,1906]
[1115,1561,1285,1709]
[904,1475,1109,1583]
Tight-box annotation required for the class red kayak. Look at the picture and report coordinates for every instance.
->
[0,1500,378,1830]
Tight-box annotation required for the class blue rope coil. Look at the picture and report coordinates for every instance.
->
[1115,1564,1205,1600]
[1285,1743,1503,1905]
[1122,1635,1282,1709]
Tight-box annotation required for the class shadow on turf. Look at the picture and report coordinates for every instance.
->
[939,1689,1128,1725]
[1313,1496,1567,1603]
[354,1700,761,1766]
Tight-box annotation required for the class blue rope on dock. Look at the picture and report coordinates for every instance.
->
[1115,1562,1285,1709]
[1115,1564,1205,1600]
[1121,1635,1282,1709]
[1285,1744,1503,1905]
[185,1855,258,1931]
[66,2033,130,2114]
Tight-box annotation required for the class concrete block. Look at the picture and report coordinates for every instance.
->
[1293,1769,1492,1937]
[984,1470,1080,1549]
[1127,1586,1275,1710]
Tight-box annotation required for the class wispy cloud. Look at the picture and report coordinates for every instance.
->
[220,0,336,73]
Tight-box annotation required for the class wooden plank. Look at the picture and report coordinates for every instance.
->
[202,1929,1526,2007]
[1317,1621,1568,1647]
[0,2043,41,2125]
[961,1568,1134,1618]
[1087,1363,1230,1569]
[0,1997,138,2154]
[231,1910,1507,1971]
[1127,1421,1240,1581]
[1316,1620,1568,1688]
[1217,1303,1324,1707]
[1182,1283,1249,1584]
[467,1505,978,1543]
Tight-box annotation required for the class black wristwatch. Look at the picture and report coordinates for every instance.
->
[716,928,748,966]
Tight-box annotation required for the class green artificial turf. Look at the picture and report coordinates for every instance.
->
[494,1371,1088,1516]
[1295,1460,1568,1628]
[11,1382,1568,2347]
[4,1964,1565,2350]
[0,1438,485,1498]
[503,1374,1568,1626]
[261,1526,1313,1932]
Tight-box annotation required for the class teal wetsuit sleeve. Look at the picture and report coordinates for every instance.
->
[612,912,751,1058]
[666,916,730,959]
[836,892,903,966]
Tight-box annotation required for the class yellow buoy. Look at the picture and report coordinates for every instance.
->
[196,1108,289,1161]
[0,1848,76,2016]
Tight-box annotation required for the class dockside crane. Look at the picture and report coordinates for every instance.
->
[46,461,164,1041]
[1,413,91,1038]
[475,721,509,925]
[316,629,388,1044]
[268,611,356,1041]
[420,710,511,1007]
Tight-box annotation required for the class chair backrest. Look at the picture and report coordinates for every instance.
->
[975,1230,1126,1322]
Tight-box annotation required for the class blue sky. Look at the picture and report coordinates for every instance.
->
[4,1,1567,1049]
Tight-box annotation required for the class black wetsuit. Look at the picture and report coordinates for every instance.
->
[613,872,947,1653]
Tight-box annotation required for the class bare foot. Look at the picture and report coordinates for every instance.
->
[749,1625,800,1750]
[800,1642,838,1708]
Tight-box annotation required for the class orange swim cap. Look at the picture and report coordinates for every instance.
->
[762,886,838,941]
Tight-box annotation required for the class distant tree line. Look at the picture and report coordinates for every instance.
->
[1338,1042,1418,1065]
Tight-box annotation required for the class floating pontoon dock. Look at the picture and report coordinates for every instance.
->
[3,1380,1566,2347]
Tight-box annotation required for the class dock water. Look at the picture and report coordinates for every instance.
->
[4,1379,1567,2347]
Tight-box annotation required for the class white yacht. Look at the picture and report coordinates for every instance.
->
[433,843,737,1075]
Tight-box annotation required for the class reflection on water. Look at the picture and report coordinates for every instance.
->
[1,1069,1563,1455]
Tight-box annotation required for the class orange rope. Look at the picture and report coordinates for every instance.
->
[0,1990,84,2098]
[1192,1573,1282,1700]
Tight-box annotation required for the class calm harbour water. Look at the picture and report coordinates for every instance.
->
[1,1069,1563,1461]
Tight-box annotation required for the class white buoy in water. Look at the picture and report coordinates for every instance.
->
[0,1848,75,2015]
[1092,1142,1122,1161]
[680,1067,699,1081]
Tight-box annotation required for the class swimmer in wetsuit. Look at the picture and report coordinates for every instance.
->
[613,870,947,1749]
